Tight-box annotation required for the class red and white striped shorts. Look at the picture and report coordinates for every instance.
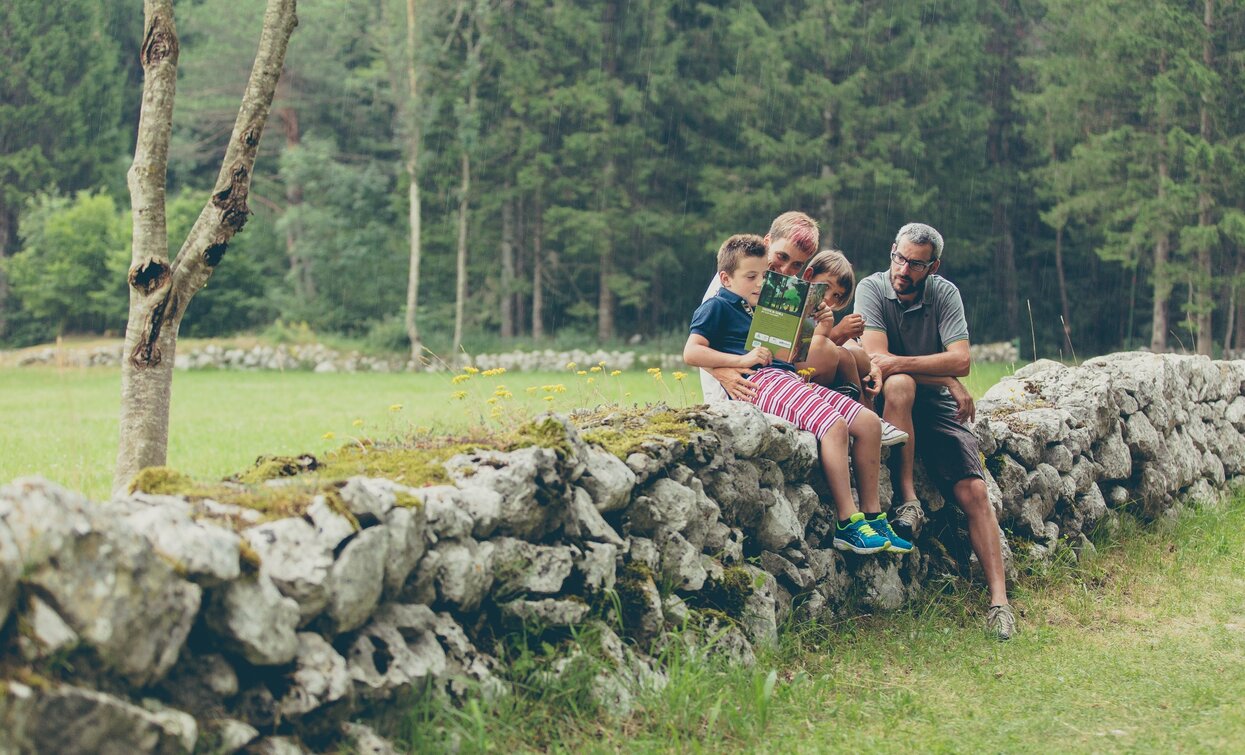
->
[748,367,862,439]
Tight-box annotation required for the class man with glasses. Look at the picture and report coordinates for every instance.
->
[854,223,1015,640]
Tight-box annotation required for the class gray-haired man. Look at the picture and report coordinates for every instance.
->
[855,222,1015,640]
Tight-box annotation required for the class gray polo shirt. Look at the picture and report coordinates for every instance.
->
[853,272,970,357]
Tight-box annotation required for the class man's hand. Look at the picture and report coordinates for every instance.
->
[948,378,975,423]
[870,352,903,381]
[740,345,772,368]
[862,362,882,399]
[709,366,758,401]
[830,313,865,343]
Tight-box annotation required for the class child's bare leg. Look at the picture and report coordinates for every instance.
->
[834,348,864,396]
[818,420,859,520]
[845,410,882,514]
[803,336,840,386]
[847,346,874,410]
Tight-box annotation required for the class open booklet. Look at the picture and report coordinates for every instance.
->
[744,271,828,364]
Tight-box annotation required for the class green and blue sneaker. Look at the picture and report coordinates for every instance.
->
[866,512,913,553]
[833,512,890,554]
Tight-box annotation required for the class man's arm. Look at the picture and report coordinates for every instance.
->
[865,336,971,381]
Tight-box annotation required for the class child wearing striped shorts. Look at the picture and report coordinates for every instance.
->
[683,234,912,554]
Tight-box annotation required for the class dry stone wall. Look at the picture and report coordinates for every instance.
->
[0,352,1241,753]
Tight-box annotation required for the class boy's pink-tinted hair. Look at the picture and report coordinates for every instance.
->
[767,211,820,257]
[804,249,855,311]
[716,233,768,274]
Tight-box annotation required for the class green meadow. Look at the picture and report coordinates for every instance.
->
[0,361,1015,499]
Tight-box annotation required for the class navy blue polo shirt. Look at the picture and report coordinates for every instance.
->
[689,288,796,373]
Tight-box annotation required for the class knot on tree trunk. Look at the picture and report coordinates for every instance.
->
[204,242,228,267]
[141,17,179,66]
[128,258,171,296]
[213,166,252,232]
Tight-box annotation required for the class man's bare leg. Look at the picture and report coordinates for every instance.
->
[880,373,918,502]
[955,477,1009,606]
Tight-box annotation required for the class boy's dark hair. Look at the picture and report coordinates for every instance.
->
[717,234,767,275]
[804,249,855,310]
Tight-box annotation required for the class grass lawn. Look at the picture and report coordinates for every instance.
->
[0,360,1018,499]
[399,493,1245,754]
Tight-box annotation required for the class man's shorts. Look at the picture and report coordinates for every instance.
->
[880,388,984,493]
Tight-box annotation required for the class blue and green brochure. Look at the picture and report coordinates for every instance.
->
[745,271,828,364]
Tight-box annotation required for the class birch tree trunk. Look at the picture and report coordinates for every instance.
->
[114,0,298,492]
[402,0,424,365]
[500,192,515,339]
[532,192,544,340]
[1195,0,1214,356]
[452,147,470,358]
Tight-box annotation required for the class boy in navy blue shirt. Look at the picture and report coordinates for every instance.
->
[684,234,911,554]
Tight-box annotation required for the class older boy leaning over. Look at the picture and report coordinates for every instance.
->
[699,211,821,403]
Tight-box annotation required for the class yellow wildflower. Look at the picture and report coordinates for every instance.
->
[673,371,686,381]
[598,361,607,367]
[487,397,498,405]
[590,366,602,373]
[464,366,480,374]
[543,396,555,402]
[452,390,468,400]
[452,374,471,385]
[322,432,335,440]
[611,370,622,377]
[566,361,577,369]
[646,367,661,375]
[577,370,588,376]
[526,386,538,393]
[587,377,595,385]
[388,404,403,412]
[352,419,364,428]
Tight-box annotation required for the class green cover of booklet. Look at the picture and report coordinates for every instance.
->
[745,271,828,363]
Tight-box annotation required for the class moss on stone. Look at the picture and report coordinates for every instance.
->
[696,566,755,619]
[236,454,318,485]
[316,442,488,487]
[506,416,573,459]
[579,408,697,460]
[238,540,262,573]
[128,466,194,496]
[613,562,657,629]
[393,491,423,509]
[694,607,737,628]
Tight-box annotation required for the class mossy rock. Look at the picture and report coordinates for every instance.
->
[578,406,698,460]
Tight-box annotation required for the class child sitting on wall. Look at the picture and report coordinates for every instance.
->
[683,234,911,554]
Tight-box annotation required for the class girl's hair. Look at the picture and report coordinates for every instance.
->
[803,249,855,311]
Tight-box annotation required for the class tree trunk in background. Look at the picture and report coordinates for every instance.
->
[514,192,527,336]
[452,148,470,359]
[1235,286,1245,355]
[1054,225,1073,355]
[986,0,1020,339]
[277,105,313,301]
[820,105,836,248]
[115,0,297,493]
[1195,0,1214,356]
[531,192,544,340]
[500,192,514,339]
[0,206,11,338]
[1150,156,1171,353]
[596,0,618,343]
[402,0,424,365]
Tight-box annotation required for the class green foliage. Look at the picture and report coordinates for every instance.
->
[4,192,127,336]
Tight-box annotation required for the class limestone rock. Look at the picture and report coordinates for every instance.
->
[382,504,427,596]
[579,446,637,512]
[757,488,802,551]
[574,542,618,593]
[341,722,400,755]
[205,573,300,666]
[5,479,202,686]
[703,401,770,458]
[564,486,625,546]
[629,477,696,535]
[326,526,388,633]
[0,518,20,633]
[446,446,563,540]
[244,517,333,624]
[348,603,448,699]
[420,486,477,541]
[277,633,351,718]
[491,537,574,597]
[1,682,197,755]
[656,530,707,592]
[109,494,242,585]
[338,477,402,522]
[432,539,495,612]
[499,598,591,626]
[17,595,79,661]
[739,566,778,648]
[305,495,357,552]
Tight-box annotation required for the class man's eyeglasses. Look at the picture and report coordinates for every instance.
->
[890,250,933,272]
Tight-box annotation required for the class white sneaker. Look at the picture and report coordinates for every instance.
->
[880,420,909,447]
